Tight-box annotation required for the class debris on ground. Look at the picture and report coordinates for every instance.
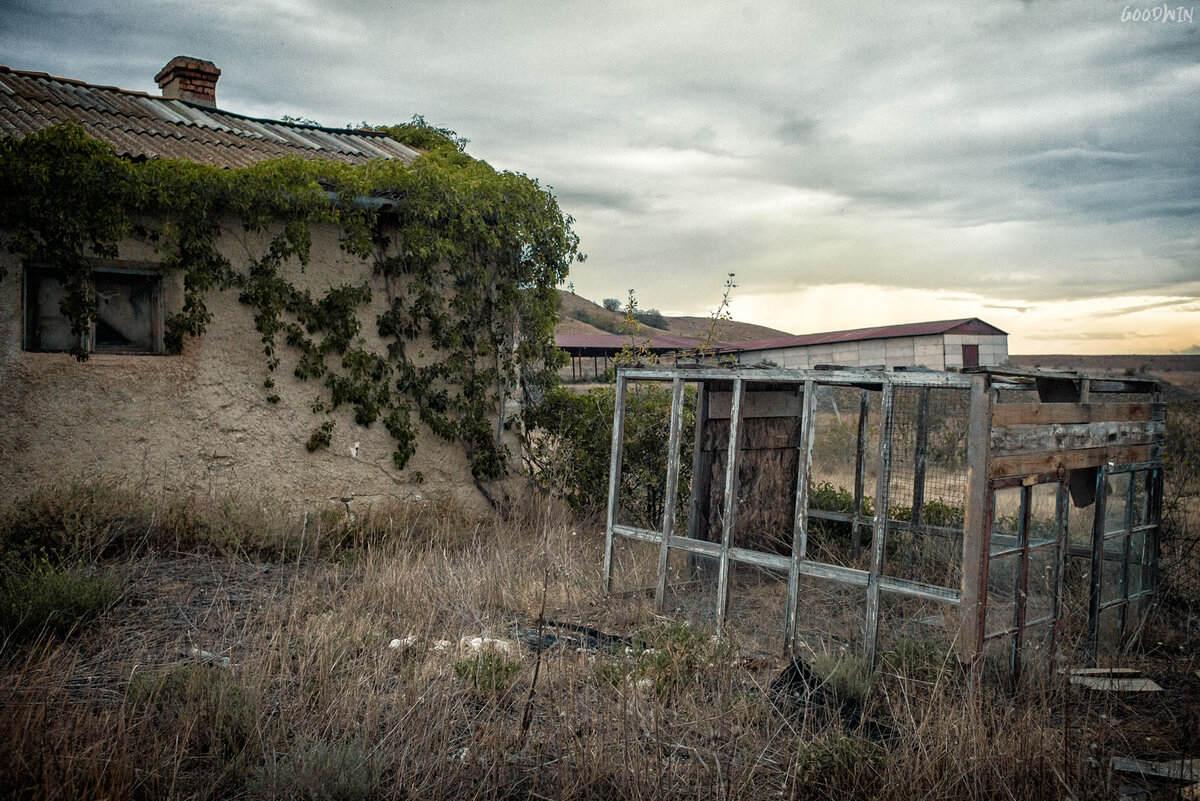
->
[187,647,231,668]
[1069,667,1163,692]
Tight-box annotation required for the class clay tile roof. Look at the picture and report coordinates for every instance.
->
[0,65,420,167]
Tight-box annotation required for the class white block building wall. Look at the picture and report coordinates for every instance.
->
[737,333,1008,370]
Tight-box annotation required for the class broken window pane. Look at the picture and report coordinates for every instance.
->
[23,268,78,351]
[93,272,160,353]
[22,266,162,355]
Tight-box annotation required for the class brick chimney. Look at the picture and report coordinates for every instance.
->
[154,56,221,108]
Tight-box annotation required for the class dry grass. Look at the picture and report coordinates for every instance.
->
[3,485,1197,801]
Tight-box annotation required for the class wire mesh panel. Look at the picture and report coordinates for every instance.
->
[602,365,1164,686]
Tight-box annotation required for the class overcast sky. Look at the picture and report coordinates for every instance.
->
[3,0,1197,353]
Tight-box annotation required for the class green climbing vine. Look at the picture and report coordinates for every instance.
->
[0,121,580,480]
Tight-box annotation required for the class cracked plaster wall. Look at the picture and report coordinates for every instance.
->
[0,222,505,517]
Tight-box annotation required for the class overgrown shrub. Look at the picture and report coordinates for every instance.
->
[525,383,693,525]
[126,663,260,770]
[0,559,120,642]
[252,734,382,801]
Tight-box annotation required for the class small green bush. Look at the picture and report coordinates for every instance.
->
[0,479,149,563]
[127,663,260,768]
[251,734,381,801]
[0,559,120,641]
[454,653,521,699]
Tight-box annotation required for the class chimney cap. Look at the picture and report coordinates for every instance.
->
[154,56,221,107]
[154,56,221,85]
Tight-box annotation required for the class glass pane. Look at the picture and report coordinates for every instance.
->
[1100,538,1128,604]
[1020,623,1055,683]
[93,272,158,352]
[1128,528,1146,596]
[1027,483,1060,548]
[1025,547,1057,625]
[24,269,78,351]
[1103,472,1130,535]
[1095,605,1124,658]
[986,553,1019,637]
[1131,470,1150,527]
[982,635,1015,690]
[990,487,1022,555]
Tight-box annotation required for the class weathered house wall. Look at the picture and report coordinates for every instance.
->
[0,222,491,515]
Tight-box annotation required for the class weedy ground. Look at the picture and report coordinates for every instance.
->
[0,390,1197,800]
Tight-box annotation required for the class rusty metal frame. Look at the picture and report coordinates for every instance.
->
[602,365,1165,682]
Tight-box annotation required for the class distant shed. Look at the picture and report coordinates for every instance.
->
[725,318,1008,370]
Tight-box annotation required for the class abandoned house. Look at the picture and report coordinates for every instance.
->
[0,58,554,513]
[603,364,1164,683]
[723,318,1009,370]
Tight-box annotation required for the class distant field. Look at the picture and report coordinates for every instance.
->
[1009,353,1200,395]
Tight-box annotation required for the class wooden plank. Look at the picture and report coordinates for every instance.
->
[1069,667,1141,676]
[990,402,1159,427]
[716,378,745,635]
[989,420,1164,456]
[729,547,791,572]
[707,390,801,419]
[654,378,686,611]
[794,560,871,586]
[1111,757,1200,782]
[603,375,628,594]
[701,418,802,451]
[1072,677,1162,691]
[863,382,894,667]
[786,381,817,652]
[960,374,993,668]
[611,524,660,545]
[988,444,1161,480]
[877,576,961,603]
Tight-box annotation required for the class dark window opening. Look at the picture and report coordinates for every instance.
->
[23,265,163,354]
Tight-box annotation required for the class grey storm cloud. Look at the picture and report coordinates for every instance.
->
[1,0,1196,315]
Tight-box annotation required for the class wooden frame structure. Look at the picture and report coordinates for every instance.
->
[603,365,1164,681]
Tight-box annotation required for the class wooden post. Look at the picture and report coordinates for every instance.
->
[785,380,817,653]
[959,374,993,671]
[852,389,871,553]
[1085,466,1109,665]
[602,374,628,594]
[655,378,686,611]
[715,378,745,635]
[863,381,894,667]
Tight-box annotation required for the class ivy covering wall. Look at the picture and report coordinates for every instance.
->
[0,122,581,481]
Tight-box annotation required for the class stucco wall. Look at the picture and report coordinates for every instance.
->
[0,223,501,515]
